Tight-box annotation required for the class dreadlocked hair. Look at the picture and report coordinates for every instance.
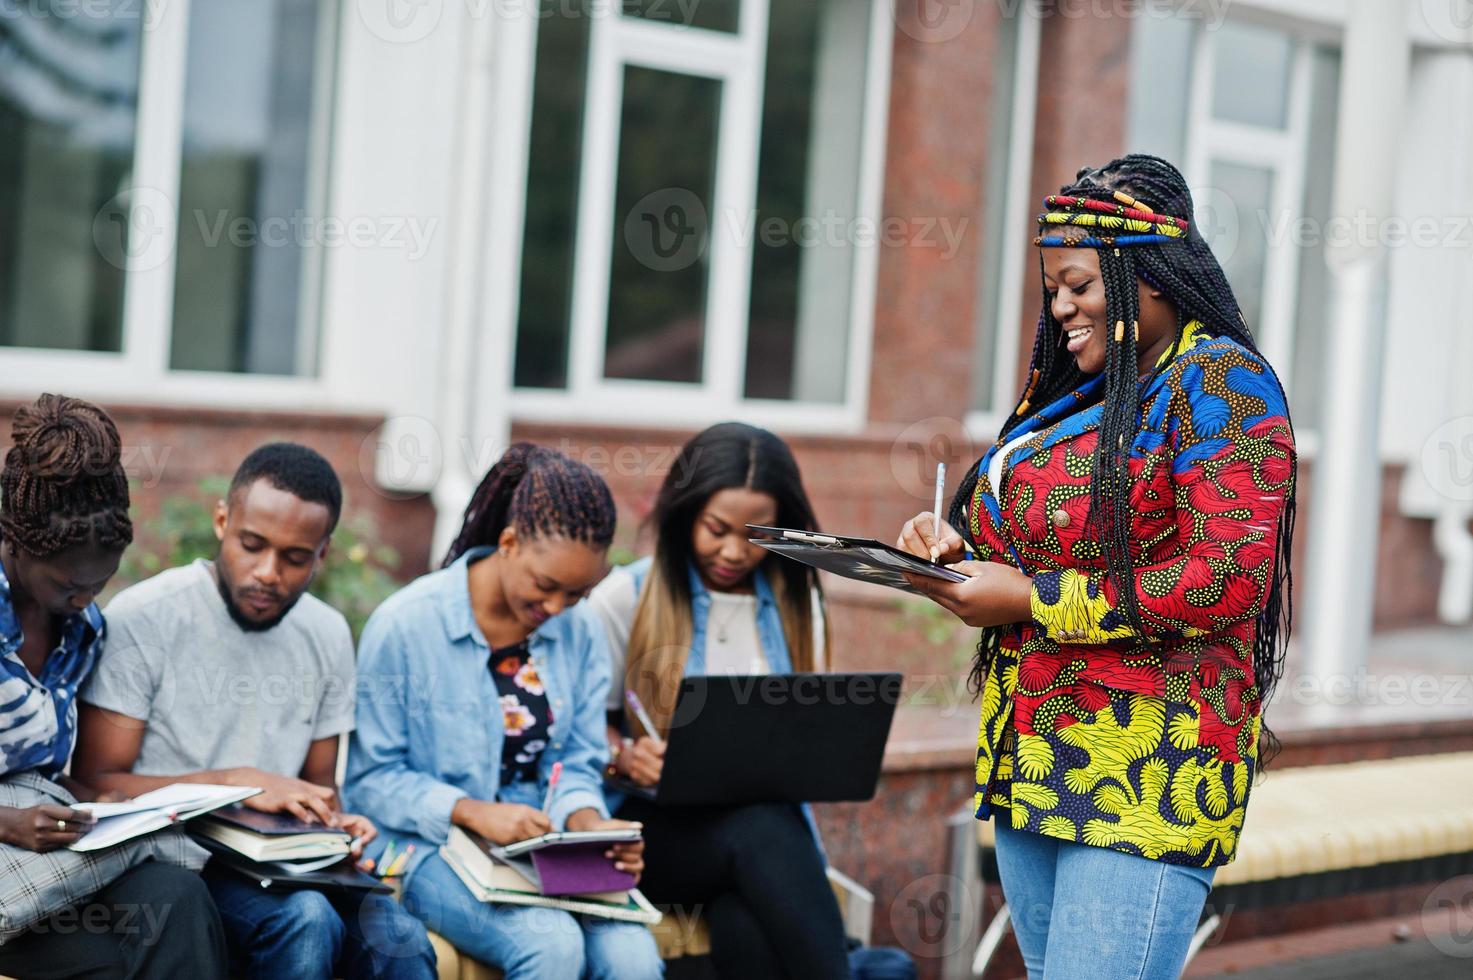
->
[1,393,133,558]
[948,154,1297,770]
[442,442,616,566]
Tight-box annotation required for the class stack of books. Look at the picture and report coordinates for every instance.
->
[442,826,661,924]
[188,806,388,894]
[191,806,352,863]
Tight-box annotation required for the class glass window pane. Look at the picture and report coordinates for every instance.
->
[621,0,739,34]
[1126,12,1195,162]
[1290,47,1340,432]
[604,67,720,384]
[1205,160,1274,334]
[970,6,1022,412]
[1211,21,1293,130]
[168,0,327,375]
[745,0,868,403]
[514,3,591,389]
[0,3,142,353]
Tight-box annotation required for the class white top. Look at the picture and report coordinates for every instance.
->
[987,429,1043,494]
[587,566,827,712]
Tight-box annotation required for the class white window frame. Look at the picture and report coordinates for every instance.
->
[965,0,1041,443]
[502,0,894,434]
[0,0,339,410]
[1184,22,1309,398]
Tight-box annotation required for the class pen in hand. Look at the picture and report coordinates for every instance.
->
[541,761,562,814]
[930,461,947,562]
[624,690,665,747]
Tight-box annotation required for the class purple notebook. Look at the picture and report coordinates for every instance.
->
[529,842,637,896]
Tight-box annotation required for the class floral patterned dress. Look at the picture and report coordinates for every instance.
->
[489,642,553,786]
[968,322,1296,868]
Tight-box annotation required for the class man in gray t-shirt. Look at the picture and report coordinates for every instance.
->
[80,556,356,782]
[72,443,434,980]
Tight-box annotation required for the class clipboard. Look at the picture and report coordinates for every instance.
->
[746,524,968,594]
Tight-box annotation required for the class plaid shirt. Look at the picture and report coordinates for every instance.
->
[0,771,208,944]
[0,559,104,779]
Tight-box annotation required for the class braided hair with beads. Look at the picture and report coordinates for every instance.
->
[950,154,1297,768]
[442,443,617,567]
[1,393,133,558]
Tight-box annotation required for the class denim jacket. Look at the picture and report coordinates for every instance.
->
[344,547,612,879]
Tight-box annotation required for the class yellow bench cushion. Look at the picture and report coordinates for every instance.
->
[976,752,1473,885]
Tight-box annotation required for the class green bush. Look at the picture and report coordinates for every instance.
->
[116,478,401,641]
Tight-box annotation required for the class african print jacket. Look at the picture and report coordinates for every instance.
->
[967,321,1295,868]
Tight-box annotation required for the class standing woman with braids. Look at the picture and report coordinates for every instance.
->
[895,156,1297,979]
[345,444,662,980]
[0,394,227,978]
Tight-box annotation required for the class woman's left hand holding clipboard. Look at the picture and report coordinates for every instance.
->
[896,511,1032,628]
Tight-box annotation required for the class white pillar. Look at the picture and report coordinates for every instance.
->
[1298,0,1411,701]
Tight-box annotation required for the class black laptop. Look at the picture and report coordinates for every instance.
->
[618,672,902,807]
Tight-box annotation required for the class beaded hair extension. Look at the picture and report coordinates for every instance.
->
[950,155,1298,770]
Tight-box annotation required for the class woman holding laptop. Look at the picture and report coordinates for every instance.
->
[896,156,1297,979]
[588,422,850,979]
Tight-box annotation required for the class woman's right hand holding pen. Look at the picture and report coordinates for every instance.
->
[451,798,552,845]
[617,737,665,787]
[896,512,967,565]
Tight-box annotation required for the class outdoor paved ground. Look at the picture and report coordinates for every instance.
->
[1197,939,1470,978]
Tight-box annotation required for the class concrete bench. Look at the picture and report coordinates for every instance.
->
[965,751,1473,976]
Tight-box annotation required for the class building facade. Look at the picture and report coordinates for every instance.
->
[5,0,1473,961]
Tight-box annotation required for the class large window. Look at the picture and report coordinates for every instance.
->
[970,1,1040,424]
[0,3,142,353]
[0,0,336,379]
[510,0,888,422]
[169,0,332,375]
[1128,14,1341,435]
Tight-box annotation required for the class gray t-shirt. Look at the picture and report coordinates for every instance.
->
[81,559,355,779]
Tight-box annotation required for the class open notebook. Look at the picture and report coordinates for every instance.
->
[442,827,661,925]
[70,784,261,852]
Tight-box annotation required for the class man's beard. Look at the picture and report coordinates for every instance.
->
[214,564,301,633]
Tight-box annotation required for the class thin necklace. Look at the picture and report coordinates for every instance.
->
[710,595,750,643]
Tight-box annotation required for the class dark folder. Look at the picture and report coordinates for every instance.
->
[196,836,391,894]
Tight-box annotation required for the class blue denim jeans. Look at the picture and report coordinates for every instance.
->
[993,822,1215,980]
[402,851,663,980]
[204,866,437,980]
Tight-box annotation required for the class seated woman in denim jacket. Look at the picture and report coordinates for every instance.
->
[588,423,850,979]
[345,444,661,980]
